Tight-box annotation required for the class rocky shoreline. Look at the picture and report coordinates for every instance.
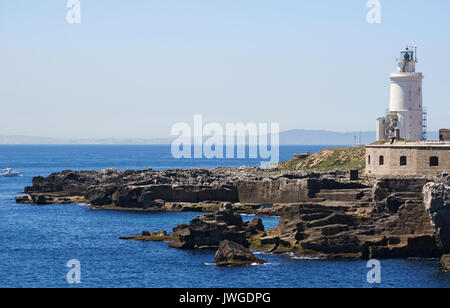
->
[15,167,450,269]
[15,167,369,215]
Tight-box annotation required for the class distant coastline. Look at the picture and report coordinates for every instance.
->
[0,129,379,145]
[0,130,439,146]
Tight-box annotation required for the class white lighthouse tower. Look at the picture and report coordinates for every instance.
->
[377,46,425,141]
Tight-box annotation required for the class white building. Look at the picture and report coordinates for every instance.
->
[376,46,425,141]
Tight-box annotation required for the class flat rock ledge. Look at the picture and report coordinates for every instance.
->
[119,231,176,242]
[215,240,266,267]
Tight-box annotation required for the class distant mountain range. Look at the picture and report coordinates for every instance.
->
[0,135,173,145]
[0,130,439,145]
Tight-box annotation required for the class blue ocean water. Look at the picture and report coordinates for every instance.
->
[0,145,449,288]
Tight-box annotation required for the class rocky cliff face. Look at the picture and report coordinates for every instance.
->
[260,176,450,259]
[423,175,450,250]
[19,168,242,207]
[16,167,450,260]
[16,168,367,213]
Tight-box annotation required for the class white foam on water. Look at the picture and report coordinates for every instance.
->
[76,203,90,207]
[251,262,273,266]
[204,262,274,267]
[240,214,256,217]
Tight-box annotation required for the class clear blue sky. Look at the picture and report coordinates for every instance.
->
[0,0,449,138]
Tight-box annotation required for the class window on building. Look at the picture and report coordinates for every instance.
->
[400,156,407,166]
[368,155,371,165]
[379,156,384,166]
[430,156,439,167]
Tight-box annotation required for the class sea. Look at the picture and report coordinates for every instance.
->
[0,145,449,288]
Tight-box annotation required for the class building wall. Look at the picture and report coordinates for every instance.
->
[376,117,387,141]
[440,129,450,141]
[389,73,424,141]
[365,145,450,177]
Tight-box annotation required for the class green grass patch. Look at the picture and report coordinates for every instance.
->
[278,146,366,172]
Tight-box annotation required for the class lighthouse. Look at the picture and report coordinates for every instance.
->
[377,46,425,141]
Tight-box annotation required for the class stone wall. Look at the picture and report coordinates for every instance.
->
[365,143,450,177]
[440,129,450,142]
[236,178,367,203]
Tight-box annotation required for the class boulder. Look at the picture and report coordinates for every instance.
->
[215,240,266,267]
[441,254,450,273]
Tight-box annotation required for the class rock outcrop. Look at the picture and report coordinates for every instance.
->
[256,175,450,259]
[16,168,371,216]
[119,230,175,242]
[423,175,450,250]
[215,240,266,267]
[16,166,450,260]
[441,254,450,273]
[168,209,265,249]
[121,208,266,257]
[261,203,383,258]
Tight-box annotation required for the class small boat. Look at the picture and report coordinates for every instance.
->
[0,168,22,177]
